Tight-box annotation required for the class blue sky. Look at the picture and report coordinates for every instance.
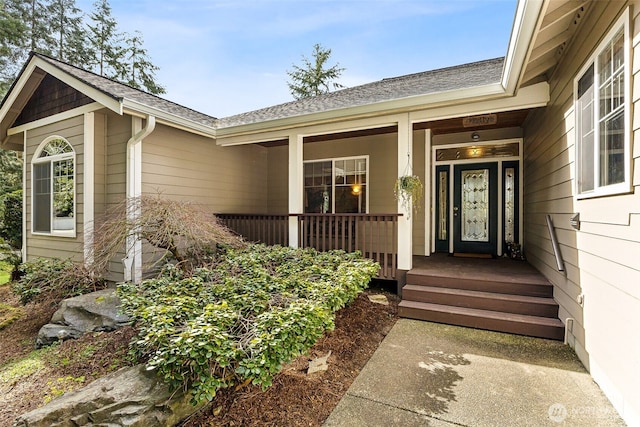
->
[76,0,517,118]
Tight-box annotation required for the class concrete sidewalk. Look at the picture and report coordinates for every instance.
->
[324,319,625,427]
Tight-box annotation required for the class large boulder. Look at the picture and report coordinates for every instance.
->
[36,289,130,348]
[13,365,203,427]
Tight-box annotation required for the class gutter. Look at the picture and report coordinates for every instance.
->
[123,115,156,282]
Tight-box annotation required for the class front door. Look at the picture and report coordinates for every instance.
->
[453,162,498,255]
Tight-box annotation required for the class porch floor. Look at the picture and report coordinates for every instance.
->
[399,253,564,340]
[410,253,549,285]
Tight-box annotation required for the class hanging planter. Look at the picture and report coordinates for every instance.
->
[394,174,423,218]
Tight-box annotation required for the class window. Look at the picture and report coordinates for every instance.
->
[575,11,630,198]
[304,157,368,213]
[32,137,75,235]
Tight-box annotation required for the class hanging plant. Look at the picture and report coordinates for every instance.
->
[394,174,423,218]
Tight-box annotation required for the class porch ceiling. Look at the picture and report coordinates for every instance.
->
[414,109,530,135]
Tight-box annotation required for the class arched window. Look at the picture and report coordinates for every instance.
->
[32,137,75,234]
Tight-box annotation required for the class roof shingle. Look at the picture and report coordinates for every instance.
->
[35,53,217,127]
[217,57,505,128]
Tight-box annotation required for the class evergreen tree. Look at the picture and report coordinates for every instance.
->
[287,43,345,100]
[0,0,27,97]
[48,0,88,65]
[122,31,165,94]
[0,149,21,195]
[86,0,125,79]
[17,0,56,56]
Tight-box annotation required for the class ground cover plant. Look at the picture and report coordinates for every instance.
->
[118,244,379,404]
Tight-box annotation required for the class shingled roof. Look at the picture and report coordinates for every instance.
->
[217,57,505,129]
[23,54,505,132]
[34,53,217,128]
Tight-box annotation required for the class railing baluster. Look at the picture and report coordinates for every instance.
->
[217,213,400,280]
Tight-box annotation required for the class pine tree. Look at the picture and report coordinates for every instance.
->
[287,43,345,100]
[122,31,165,94]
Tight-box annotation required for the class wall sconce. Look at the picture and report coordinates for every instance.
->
[471,132,480,141]
[351,184,362,195]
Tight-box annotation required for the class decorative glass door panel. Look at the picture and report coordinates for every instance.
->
[461,169,489,242]
[453,162,498,255]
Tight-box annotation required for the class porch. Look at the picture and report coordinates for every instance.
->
[217,213,401,280]
[400,253,564,340]
[218,214,564,340]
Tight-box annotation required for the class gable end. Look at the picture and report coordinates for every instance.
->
[14,73,93,127]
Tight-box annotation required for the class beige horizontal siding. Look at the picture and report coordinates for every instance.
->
[523,2,639,423]
[141,124,268,213]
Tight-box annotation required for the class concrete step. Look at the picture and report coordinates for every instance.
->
[405,272,554,297]
[398,300,565,341]
[401,284,559,318]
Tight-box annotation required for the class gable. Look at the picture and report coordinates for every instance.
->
[13,73,93,127]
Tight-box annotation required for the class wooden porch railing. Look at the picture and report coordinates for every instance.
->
[216,213,401,280]
[216,214,289,246]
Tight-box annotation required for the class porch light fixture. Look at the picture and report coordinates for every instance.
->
[471,132,480,141]
[351,184,362,195]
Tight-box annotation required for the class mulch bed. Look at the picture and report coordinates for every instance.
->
[0,284,398,427]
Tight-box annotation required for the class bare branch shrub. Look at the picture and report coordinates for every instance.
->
[91,194,245,276]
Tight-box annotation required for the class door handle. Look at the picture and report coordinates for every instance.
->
[453,206,459,217]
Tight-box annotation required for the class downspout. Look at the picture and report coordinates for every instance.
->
[123,115,156,282]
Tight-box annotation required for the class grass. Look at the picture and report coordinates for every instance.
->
[0,261,11,285]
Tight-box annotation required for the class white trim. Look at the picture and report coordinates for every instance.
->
[424,129,432,256]
[501,0,545,94]
[122,100,216,139]
[431,138,524,255]
[216,82,549,147]
[22,131,27,261]
[8,102,103,135]
[28,59,122,115]
[574,8,631,199]
[216,83,507,139]
[83,112,95,265]
[31,136,77,238]
[397,113,412,271]
[288,134,304,248]
[303,155,370,214]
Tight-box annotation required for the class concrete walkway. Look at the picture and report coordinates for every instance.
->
[324,319,625,427]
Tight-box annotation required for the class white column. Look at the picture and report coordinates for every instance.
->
[83,112,95,265]
[423,128,432,256]
[397,114,413,270]
[288,133,303,248]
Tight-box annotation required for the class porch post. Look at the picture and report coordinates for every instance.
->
[397,114,413,271]
[288,133,303,247]
[424,128,432,256]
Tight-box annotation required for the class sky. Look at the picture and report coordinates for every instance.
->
[75,0,518,118]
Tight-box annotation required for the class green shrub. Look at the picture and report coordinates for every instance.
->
[118,244,379,404]
[0,189,22,249]
[12,258,106,305]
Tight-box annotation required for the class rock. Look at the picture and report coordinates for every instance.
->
[367,294,389,305]
[36,289,130,348]
[13,365,203,427]
[308,351,332,374]
[36,324,84,348]
[50,289,130,332]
